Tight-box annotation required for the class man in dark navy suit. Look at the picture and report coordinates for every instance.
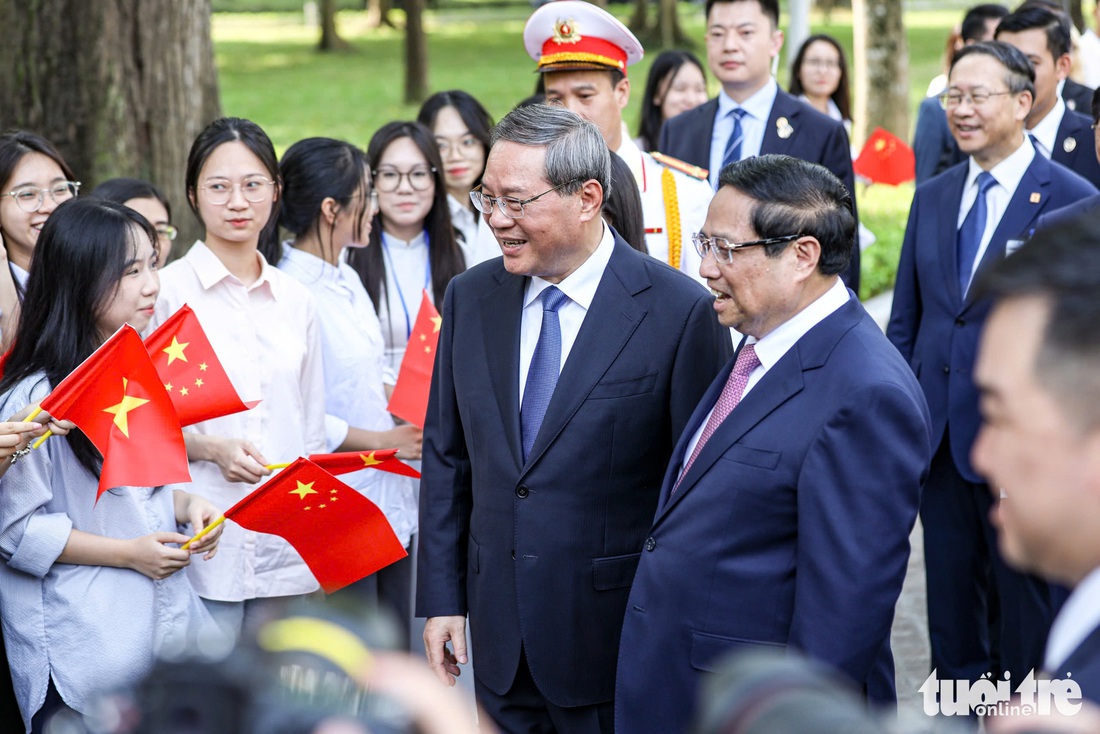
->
[416,104,730,734]
[1037,88,1100,229]
[887,41,1097,695]
[972,214,1100,706]
[997,5,1100,188]
[657,0,860,293]
[615,155,932,734]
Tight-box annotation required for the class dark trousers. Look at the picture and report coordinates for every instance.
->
[922,434,1056,684]
[475,648,613,734]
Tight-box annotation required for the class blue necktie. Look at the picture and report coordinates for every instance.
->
[720,108,749,175]
[521,286,569,461]
[957,171,997,297]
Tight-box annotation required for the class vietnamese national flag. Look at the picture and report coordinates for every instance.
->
[307,450,421,479]
[387,290,441,428]
[144,304,258,427]
[39,325,190,500]
[854,127,916,186]
[224,458,408,593]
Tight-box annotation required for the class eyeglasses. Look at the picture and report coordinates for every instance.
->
[470,179,581,220]
[200,177,275,205]
[803,58,840,71]
[436,136,484,157]
[374,166,436,193]
[4,181,80,212]
[939,89,1012,109]
[156,224,178,241]
[692,232,802,264]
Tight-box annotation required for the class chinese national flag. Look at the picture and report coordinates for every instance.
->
[387,290,441,428]
[144,305,258,427]
[224,458,408,593]
[39,325,190,500]
[307,450,421,479]
[854,127,916,186]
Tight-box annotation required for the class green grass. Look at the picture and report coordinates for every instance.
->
[213,5,958,298]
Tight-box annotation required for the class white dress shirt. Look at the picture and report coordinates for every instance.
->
[518,224,615,403]
[377,230,432,376]
[151,240,327,601]
[681,278,850,464]
[1045,566,1100,671]
[448,193,483,265]
[278,244,418,547]
[10,262,28,289]
[709,78,779,187]
[1028,96,1066,160]
[957,136,1036,291]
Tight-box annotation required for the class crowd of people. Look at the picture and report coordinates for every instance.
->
[0,0,1099,732]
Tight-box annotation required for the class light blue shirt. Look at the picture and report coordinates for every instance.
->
[709,78,779,187]
[279,244,418,546]
[0,374,219,732]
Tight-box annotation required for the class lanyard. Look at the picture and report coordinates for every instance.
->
[381,231,431,339]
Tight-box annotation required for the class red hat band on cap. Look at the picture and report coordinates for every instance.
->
[538,20,628,72]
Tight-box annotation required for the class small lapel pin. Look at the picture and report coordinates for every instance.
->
[1029,192,1041,203]
[776,117,793,139]
[1063,137,1077,153]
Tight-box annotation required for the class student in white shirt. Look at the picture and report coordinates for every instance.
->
[270,136,422,646]
[346,122,467,375]
[417,90,497,265]
[150,117,327,639]
[0,132,79,349]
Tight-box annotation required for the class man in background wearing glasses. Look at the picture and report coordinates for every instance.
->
[416,103,731,734]
[617,154,931,734]
[888,41,1097,700]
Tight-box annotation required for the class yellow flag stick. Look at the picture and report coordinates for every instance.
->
[181,514,226,551]
[31,431,52,450]
[264,462,291,470]
[24,407,42,422]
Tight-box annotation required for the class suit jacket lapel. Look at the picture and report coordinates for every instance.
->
[520,239,648,476]
[689,98,719,168]
[760,90,802,157]
[937,165,969,307]
[480,266,526,471]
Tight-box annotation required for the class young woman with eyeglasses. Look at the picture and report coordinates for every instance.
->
[270,137,422,645]
[789,34,852,135]
[91,178,178,269]
[0,131,80,348]
[148,117,326,640]
[347,122,466,377]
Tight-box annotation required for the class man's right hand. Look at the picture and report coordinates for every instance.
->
[423,615,468,686]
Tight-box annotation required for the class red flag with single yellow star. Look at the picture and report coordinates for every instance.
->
[144,305,259,427]
[854,127,916,186]
[387,290,441,429]
[39,325,190,500]
[306,450,421,479]
[224,458,407,593]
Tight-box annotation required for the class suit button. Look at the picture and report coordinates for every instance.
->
[943,366,951,374]
[516,485,529,499]
[645,537,657,551]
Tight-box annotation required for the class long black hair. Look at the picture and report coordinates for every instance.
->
[636,50,707,152]
[0,130,77,300]
[271,137,372,266]
[91,177,173,220]
[0,198,159,479]
[417,90,494,194]
[789,34,852,123]
[185,117,282,258]
[346,121,465,313]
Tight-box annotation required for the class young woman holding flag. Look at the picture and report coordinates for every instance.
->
[0,198,222,733]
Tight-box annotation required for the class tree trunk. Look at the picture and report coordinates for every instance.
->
[0,0,220,251]
[366,0,396,29]
[851,0,908,149]
[657,0,690,48]
[404,0,428,105]
[628,0,648,36]
[319,0,352,51]
[1067,0,1084,33]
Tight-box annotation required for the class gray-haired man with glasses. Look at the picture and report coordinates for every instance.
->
[416,103,730,734]
[618,154,932,734]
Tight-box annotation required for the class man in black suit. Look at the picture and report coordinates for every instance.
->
[416,103,731,734]
[972,213,1100,705]
[1037,88,1100,229]
[657,0,860,293]
[997,5,1100,187]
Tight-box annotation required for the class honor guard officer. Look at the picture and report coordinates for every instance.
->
[522,0,714,283]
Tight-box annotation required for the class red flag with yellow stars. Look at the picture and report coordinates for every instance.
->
[144,304,259,427]
[854,127,916,186]
[224,458,408,593]
[39,325,190,500]
[387,289,441,428]
[306,450,420,479]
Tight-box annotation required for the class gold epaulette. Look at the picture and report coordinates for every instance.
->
[649,151,708,181]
